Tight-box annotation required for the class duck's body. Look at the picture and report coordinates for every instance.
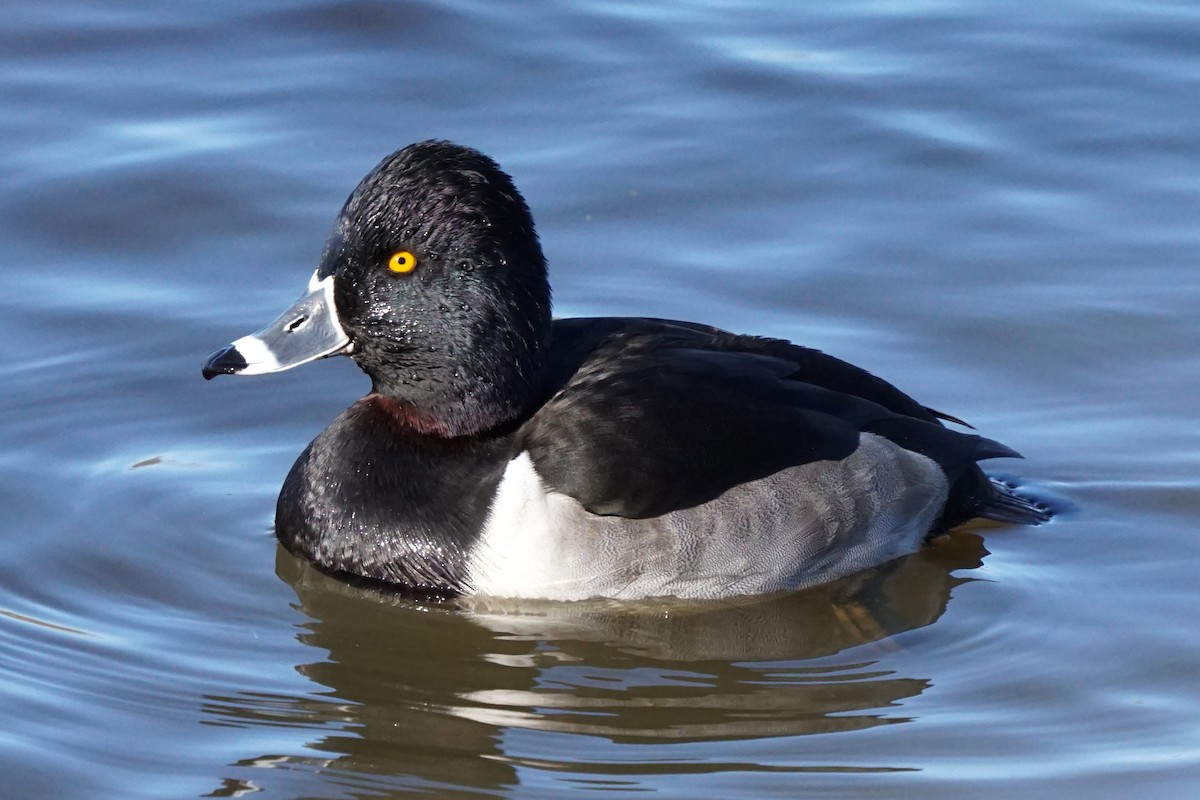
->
[204,141,1047,601]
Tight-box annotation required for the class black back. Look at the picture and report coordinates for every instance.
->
[522,318,1015,521]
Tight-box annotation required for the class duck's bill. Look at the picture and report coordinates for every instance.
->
[202,271,351,379]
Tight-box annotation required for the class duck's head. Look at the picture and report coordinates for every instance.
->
[203,141,552,436]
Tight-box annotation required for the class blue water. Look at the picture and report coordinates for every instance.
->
[2,1,1199,797]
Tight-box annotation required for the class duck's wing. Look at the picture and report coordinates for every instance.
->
[522,318,1020,520]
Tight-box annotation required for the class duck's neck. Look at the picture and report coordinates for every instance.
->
[358,325,550,438]
[366,395,464,438]
[365,379,534,439]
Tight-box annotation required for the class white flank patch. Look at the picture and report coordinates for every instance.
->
[468,453,579,599]
[467,435,949,602]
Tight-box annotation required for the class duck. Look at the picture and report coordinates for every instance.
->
[202,140,1048,601]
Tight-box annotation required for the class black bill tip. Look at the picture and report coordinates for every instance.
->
[202,344,248,380]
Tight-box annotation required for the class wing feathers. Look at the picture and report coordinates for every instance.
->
[523,319,1023,521]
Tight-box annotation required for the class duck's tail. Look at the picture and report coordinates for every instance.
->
[981,477,1052,525]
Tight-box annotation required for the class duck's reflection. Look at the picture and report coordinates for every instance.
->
[202,531,987,795]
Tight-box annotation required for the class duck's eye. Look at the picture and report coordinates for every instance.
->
[387,250,418,274]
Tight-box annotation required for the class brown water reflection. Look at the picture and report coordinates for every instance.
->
[201,532,987,794]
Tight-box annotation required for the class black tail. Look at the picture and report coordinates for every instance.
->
[981,478,1051,525]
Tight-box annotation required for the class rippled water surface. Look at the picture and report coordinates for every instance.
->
[2,1,1199,797]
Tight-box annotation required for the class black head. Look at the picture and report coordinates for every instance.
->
[319,141,552,435]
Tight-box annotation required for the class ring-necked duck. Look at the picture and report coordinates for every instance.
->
[203,140,1048,601]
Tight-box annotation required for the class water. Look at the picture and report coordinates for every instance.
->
[2,1,1198,797]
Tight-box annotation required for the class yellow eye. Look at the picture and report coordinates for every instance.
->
[387,250,417,273]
